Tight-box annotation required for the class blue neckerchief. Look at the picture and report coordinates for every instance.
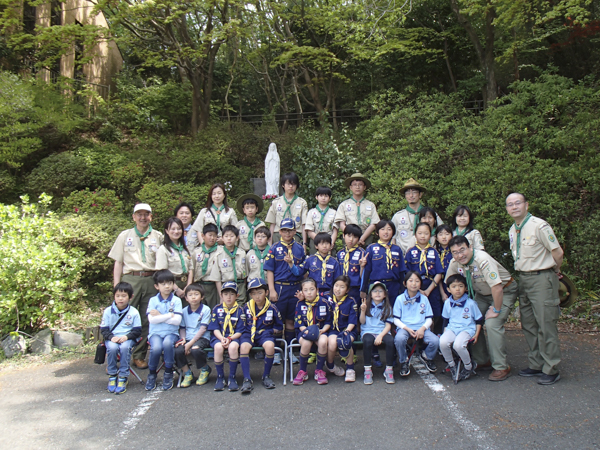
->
[111,303,130,315]
[450,293,469,308]
[404,292,421,305]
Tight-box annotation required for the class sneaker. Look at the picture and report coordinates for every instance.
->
[115,377,128,395]
[421,353,437,373]
[214,376,226,391]
[384,367,395,384]
[314,369,328,385]
[519,367,544,377]
[241,378,253,394]
[291,354,299,365]
[262,375,276,389]
[372,354,382,368]
[255,351,265,360]
[364,368,373,385]
[228,377,239,391]
[326,364,345,377]
[459,366,474,381]
[273,353,282,365]
[145,373,157,391]
[197,366,212,386]
[340,356,347,364]
[400,360,410,377]
[293,370,309,386]
[107,376,117,393]
[353,355,358,364]
[345,369,356,382]
[537,373,560,385]
[180,370,194,388]
[308,353,317,364]
[162,371,174,391]
[449,365,458,381]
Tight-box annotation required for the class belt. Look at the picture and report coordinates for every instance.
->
[236,279,246,283]
[275,281,301,286]
[127,271,155,277]
[517,269,554,275]
[199,281,214,285]
[174,275,189,282]
[377,279,397,283]
[503,277,515,289]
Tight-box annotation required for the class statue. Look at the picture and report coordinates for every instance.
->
[265,143,280,197]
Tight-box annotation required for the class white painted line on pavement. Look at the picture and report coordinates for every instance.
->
[413,360,496,450]
[111,389,161,446]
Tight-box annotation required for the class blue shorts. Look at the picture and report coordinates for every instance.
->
[273,282,301,321]
[210,336,241,348]
[240,331,275,347]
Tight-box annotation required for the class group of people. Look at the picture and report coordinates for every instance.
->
[102,173,564,395]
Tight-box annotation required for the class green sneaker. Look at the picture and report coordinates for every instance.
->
[197,365,212,386]
[308,352,317,364]
[180,370,194,388]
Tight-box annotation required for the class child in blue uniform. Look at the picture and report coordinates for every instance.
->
[101,282,142,395]
[264,218,306,351]
[326,275,358,382]
[436,224,453,302]
[440,274,483,381]
[208,281,247,391]
[336,224,367,302]
[293,278,332,385]
[405,222,444,334]
[145,270,183,391]
[360,281,395,385]
[360,220,406,307]
[393,271,440,376]
[174,284,212,388]
[240,278,284,392]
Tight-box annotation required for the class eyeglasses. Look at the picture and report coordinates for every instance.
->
[405,189,420,195]
[451,247,469,257]
[506,200,525,208]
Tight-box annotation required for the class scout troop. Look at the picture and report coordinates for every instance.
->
[104,175,566,393]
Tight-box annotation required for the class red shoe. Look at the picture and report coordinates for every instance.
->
[314,369,328,385]
[293,370,309,386]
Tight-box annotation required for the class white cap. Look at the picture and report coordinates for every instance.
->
[133,203,152,213]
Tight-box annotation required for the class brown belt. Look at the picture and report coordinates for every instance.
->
[503,277,515,289]
[128,271,155,277]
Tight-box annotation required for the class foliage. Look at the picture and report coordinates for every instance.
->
[60,188,124,215]
[0,194,84,333]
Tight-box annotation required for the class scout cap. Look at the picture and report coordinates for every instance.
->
[344,173,372,189]
[247,277,268,291]
[133,203,152,213]
[221,281,238,293]
[236,193,264,214]
[558,274,578,308]
[400,178,427,195]
[280,218,296,230]
[302,324,320,341]
[337,331,353,357]
[368,281,388,294]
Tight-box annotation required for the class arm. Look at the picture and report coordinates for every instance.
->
[126,327,142,342]
[166,314,182,326]
[267,271,277,302]
[439,282,448,301]
[360,224,376,246]
[473,323,482,343]
[416,318,433,339]
[331,228,338,248]
[423,274,443,296]
[269,223,275,245]
[148,313,175,324]
[552,247,564,273]
[113,261,123,287]
[485,284,504,319]
[307,230,317,240]
[375,322,392,345]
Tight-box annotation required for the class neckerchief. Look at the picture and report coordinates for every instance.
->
[450,293,469,308]
[201,243,218,275]
[248,298,271,343]
[515,213,532,260]
[315,205,330,232]
[211,204,225,230]
[378,239,393,271]
[222,303,239,337]
[464,250,476,300]
[439,246,450,270]
[343,246,358,274]
[170,241,188,274]
[416,243,432,276]
[134,225,153,263]
[455,227,466,236]
[305,298,319,326]
[224,247,239,280]
[332,294,347,330]
[350,196,365,225]
[281,240,294,262]
[283,194,299,219]
[244,217,261,249]
[404,292,421,305]
[316,253,330,283]
[406,204,423,232]
[256,246,270,279]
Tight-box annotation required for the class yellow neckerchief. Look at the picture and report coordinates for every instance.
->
[316,253,330,283]
[378,239,393,271]
[305,297,319,326]
[332,294,348,331]
[416,242,433,277]
[281,240,294,262]
[343,246,358,274]
[439,246,450,270]
[222,303,239,337]
[248,297,271,343]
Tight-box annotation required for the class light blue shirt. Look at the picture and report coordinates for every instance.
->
[393,292,433,331]
[100,303,141,336]
[181,304,212,341]
[361,302,393,338]
[442,294,482,337]
[147,293,183,338]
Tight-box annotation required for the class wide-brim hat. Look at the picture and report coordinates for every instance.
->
[236,193,264,214]
[344,173,372,189]
[400,178,427,195]
[558,274,578,308]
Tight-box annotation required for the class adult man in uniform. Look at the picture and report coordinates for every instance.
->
[392,178,443,254]
[108,203,163,369]
[506,193,563,385]
[446,236,518,381]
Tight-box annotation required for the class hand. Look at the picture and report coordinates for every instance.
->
[419,289,430,297]
[295,290,305,301]
[374,335,383,346]
[359,255,368,267]
[485,306,499,320]
[217,237,225,246]
[149,309,161,316]
[416,327,425,340]
[441,291,448,301]
[359,238,366,246]
[270,290,278,302]
[284,254,293,266]
[472,333,480,344]
[175,339,184,348]
[222,337,230,348]
[360,298,367,313]
[184,341,194,354]
[110,336,121,343]
[360,292,367,300]
[406,327,417,339]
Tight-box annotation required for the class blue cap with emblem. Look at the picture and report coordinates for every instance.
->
[279,218,296,230]
[337,331,353,357]
[302,324,320,341]
[221,281,238,293]
[247,277,267,291]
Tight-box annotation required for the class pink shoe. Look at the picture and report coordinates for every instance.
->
[293,370,309,386]
[314,369,328,385]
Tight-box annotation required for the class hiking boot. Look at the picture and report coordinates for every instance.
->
[345,369,356,383]
[400,360,410,377]
[115,377,128,395]
[384,367,395,384]
[228,377,239,391]
[145,373,157,391]
[241,378,253,394]
[180,370,194,388]
[197,365,211,386]
[262,376,276,389]
[537,373,560,385]
[214,376,226,391]
[364,368,373,385]
[314,369,328,385]
[107,376,117,393]
[293,370,309,386]
[162,371,174,391]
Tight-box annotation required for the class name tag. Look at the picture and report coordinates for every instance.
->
[319,305,327,314]
[296,204,301,209]
[366,206,372,211]
[391,252,399,256]
[352,254,360,260]
[428,250,435,258]
[266,310,273,320]
[326,264,334,269]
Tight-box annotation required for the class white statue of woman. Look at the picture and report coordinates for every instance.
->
[265,143,280,197]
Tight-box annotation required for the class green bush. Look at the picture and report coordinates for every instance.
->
[60,188,124,215]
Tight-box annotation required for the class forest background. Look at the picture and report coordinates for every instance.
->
[0,0,599,335]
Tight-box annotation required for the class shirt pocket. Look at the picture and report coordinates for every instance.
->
[521,236,537,257]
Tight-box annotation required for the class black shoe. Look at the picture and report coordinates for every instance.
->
[400,360,410,377]
[519,368,543,377]
[228,377,239,391]
[449,365,458,381]
[241,378,253,394]
[421,353,437,373]
[262,376,276,389]
[537,373,560,385]
[459,366,474,381]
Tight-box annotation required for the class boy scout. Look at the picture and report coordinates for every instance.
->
[506,193,563,385]
[391,178,443,254]
[210,225,248,305]
[108,203,163,369]
[190,224,221,309]
[446,236,518,381]
[334,173,380,246]
[305,186,338,254]
[265,172,308,248]
[246,226,270,280]
[236,194,266,252]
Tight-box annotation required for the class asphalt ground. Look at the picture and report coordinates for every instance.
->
[0,329,599,450]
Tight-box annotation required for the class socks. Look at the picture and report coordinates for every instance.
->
[364,365,372,372]
[347,363,355,370]
[326,361,334,370]
[299,353,309,372]
[229,358,239,379]
[465,363,472,370]
[316,353,326,371]
[285,329,295,345]
[240,354,251,379]
[263,355,274,378]
[215,361,224,378]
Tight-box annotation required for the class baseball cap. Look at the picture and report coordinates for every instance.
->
[133,203,152,213]
[280,218,296,230]
[221,281,238,293]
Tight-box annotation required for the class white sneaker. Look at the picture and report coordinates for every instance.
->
[345,369,356,382]
[326,364,345,377]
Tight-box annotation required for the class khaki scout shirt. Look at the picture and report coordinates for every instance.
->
[108,227,164,273]
[210,247,248,282]
[155,244,192,276]
[236,218,266,252]
[246,247,269,279]
[191,246,221,282]
[190,207,238,239]
[305,207,338,234]
[265,195,308,232]
[445,250,512,296]
[334,197,380,232]
[509,215,560,272]
[392,207,443,254]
